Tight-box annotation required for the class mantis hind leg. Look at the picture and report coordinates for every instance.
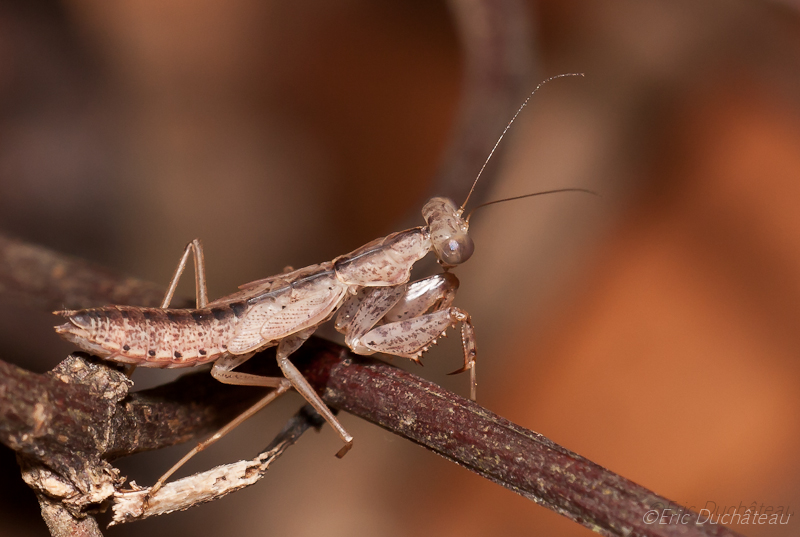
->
[161,238,208,309]
[145,352,291,500]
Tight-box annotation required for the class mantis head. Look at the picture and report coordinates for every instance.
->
[422,197,474,267]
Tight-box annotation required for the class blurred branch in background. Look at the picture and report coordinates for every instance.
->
[433,0,538,206]
[0,234,175,312]
[0,233,743,537]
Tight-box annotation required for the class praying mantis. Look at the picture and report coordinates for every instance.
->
[54,73,589,499]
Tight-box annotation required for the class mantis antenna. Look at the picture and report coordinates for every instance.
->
[459,72,586,214]
[465,188,597,224]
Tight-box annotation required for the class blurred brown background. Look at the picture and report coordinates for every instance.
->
[2,0,800,536]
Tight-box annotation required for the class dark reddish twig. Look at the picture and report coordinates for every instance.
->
[291,338,744,537]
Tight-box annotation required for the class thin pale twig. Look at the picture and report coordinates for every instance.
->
[3,354,322,529]
[109,405,325,525]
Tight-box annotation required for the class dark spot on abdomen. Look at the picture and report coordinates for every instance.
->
[192,311,210,323]
[167,311,189,323]
[212,307,232,321]
[229,302,246,317]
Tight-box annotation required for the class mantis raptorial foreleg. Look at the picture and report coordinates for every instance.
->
[340,285,408,349]
[337,272,477,400]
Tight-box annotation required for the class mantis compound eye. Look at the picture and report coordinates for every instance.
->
[438,233,474,265]
[422,197,474,266]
